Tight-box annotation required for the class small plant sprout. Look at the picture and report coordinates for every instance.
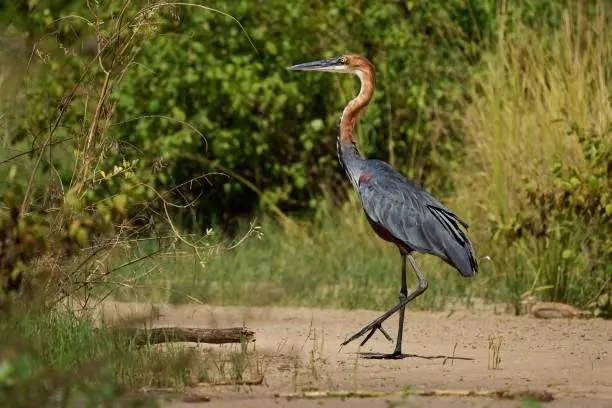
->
[488,335,504,370]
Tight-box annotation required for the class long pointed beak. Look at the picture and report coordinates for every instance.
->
[287,57,348,73]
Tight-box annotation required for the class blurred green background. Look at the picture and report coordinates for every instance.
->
[0,0,610,312]
[0,0,611,405]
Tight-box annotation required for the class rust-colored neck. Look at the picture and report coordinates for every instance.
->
[340,67,375,144]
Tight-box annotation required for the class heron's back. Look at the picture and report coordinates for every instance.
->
[355,160,478,277]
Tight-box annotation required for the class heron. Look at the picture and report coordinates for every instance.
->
[288,54,478,359]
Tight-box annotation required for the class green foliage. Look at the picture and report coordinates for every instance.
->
[107,208,473,311]
[0,197,47,298]
[521,398,543,408]
[0,1,83,32]
[1,0,200,304]
[1,0,610,318]
[0,189,118,304]
[453,1,612,313]
[500,124,611,304]
[9,0,501,227]
[0,307,161,407]
[0,302,266,407]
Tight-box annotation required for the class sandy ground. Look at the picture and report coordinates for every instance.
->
[98,300,612,407]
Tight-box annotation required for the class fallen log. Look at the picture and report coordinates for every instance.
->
[113,327,255,346]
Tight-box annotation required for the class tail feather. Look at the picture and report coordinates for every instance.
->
[427,205,478,277]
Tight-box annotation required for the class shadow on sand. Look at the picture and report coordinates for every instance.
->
[358,352,475,361]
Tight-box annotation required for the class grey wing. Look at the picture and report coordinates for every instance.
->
[357,161,478,277]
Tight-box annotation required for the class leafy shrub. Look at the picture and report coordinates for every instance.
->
[454,1,611,312]
[502,124,611,308]
[8,0,500,229]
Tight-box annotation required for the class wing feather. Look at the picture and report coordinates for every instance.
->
[356,160,478,277]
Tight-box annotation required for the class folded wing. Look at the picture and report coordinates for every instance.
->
[357,160,478,277]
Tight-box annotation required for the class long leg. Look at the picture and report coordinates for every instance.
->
[341,254,428,352]
[360,252,413,355]
[393,252,408,355]
[360,252,407,348]
[354,252,407,349]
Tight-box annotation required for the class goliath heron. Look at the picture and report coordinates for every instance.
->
[288,54,478,358]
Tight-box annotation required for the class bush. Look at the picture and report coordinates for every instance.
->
[7,0,500,229]
[3,0,609,317]
[454,1,611,313]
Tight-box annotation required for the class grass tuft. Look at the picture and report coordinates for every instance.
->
[451,1,612,308]
[106,208,477,311]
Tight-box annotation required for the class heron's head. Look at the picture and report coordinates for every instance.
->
[287,54,373,77]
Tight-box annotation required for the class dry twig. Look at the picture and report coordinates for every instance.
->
[204,377,264,386]
[276,388,555,402]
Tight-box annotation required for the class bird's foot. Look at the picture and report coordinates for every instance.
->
[341,317,394,347]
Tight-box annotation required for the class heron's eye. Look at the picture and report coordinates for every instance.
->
[338,57,346,64]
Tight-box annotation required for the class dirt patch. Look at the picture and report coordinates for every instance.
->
[97,300,612,407]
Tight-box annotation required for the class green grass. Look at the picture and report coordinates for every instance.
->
[0,306,150,407]
[1,2,610,406]
[102,3,611,315]
[455,4,610,218]
[450,0,612,310]
[521,398,544,408]
[0,304,263,407]
[104,199,487,311]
